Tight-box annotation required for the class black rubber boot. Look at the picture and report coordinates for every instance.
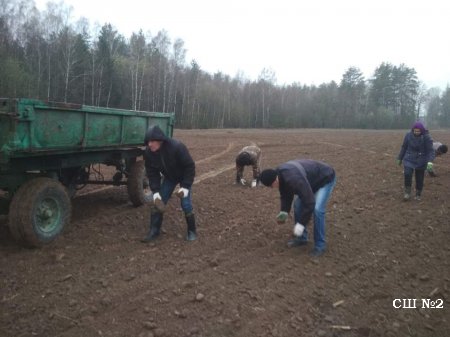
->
[185,213,197,241]
[141,209,163,242]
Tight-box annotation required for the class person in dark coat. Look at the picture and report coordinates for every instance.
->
[259,159,336,257]
[142,125,197,242]
[397,121,434,201]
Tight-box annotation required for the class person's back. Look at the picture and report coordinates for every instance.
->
[235,145,261,187]
[429,141,448,177]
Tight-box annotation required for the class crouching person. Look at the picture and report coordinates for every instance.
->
[235,145,261,187]
[142,125,197,242]
[260,159,336,257]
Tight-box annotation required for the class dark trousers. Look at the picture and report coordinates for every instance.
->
[404,166,425,192]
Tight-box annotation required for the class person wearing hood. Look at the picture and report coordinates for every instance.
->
[397,121,434,201]
[259,159,336,257]
[235,145,261,187]
[142,125,197,242]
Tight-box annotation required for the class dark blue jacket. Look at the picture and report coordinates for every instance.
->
[143,126,195,193]
[277,159,335,225]
[397,131,434,169]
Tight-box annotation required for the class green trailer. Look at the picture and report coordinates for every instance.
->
[0,98,174,247]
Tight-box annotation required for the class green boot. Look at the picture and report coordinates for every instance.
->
[403,186,411,201]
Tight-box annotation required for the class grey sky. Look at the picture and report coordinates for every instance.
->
[35,0,450,89]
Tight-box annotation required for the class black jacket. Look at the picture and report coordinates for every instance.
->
[277,159,335,225]
[143,126,195,193]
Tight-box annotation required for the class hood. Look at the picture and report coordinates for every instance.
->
[144,125,167,144]
[411,121,426,134]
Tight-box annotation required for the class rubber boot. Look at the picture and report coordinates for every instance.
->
[141,209,163,242]
[415,190,422,201]
[185,213,197,241]
[403,186,411,201]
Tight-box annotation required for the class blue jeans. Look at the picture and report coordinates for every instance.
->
[159,178,193,214]
[293,176,336,250]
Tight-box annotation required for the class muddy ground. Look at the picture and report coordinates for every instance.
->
[1,129,449,337]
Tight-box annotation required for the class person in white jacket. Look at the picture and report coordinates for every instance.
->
[428,141,448,177]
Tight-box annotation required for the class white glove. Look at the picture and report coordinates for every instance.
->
[176,187,189,198]
[153,192,162,202]
[293,223,305,237]
[240,178,247,186]
[152,192,165,212]
[251,179,257,188]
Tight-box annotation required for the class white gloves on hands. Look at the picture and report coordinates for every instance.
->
[251,179,257,188]
[293,223,305,237]
[152,192,165,212]
[240,178,247,186]
[176,187,189,198]
[153,192,162,202]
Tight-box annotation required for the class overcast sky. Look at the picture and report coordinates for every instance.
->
[35,0,450,89]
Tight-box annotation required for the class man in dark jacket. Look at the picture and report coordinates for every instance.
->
[397,121,434,200]
[260,159,336,257]
[142,125,197,242]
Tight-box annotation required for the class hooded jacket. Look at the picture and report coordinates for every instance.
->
[277,159,335,225]
[143,125,195,192]
[397,122,434,169]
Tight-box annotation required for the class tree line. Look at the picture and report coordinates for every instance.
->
[1,0,449,129]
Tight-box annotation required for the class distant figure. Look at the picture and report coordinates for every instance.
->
[142,125,197,242]
[428,141,448,177]
[397,121,434,201]
[235,145,261,188]
[259,159,336,257]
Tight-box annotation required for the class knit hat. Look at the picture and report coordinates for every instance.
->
[259,169,277,186]
[236,152,251,166]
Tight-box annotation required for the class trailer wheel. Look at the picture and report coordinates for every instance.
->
[127,160,152,207]
[9,178,71,247]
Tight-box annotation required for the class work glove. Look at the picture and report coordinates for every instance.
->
[153,192,162,202]
[276,211,288,224]
[396,159,402,166]
[153,192,165,212]
[176,187,189,198]
[293,223,305,237]
[240,178,247,186]
[426,162,433,172]
[251,179,257,188]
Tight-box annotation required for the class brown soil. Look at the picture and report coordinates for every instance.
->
[1,129,449,337]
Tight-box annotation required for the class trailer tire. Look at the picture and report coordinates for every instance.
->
[127,160,152,207]
[9,178,71,247]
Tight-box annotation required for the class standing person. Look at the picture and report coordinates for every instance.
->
[142,125,197,242]
[428,141,448,177]
[235,145,261,188]
[259,159,336,257]
[397,121,434,201]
